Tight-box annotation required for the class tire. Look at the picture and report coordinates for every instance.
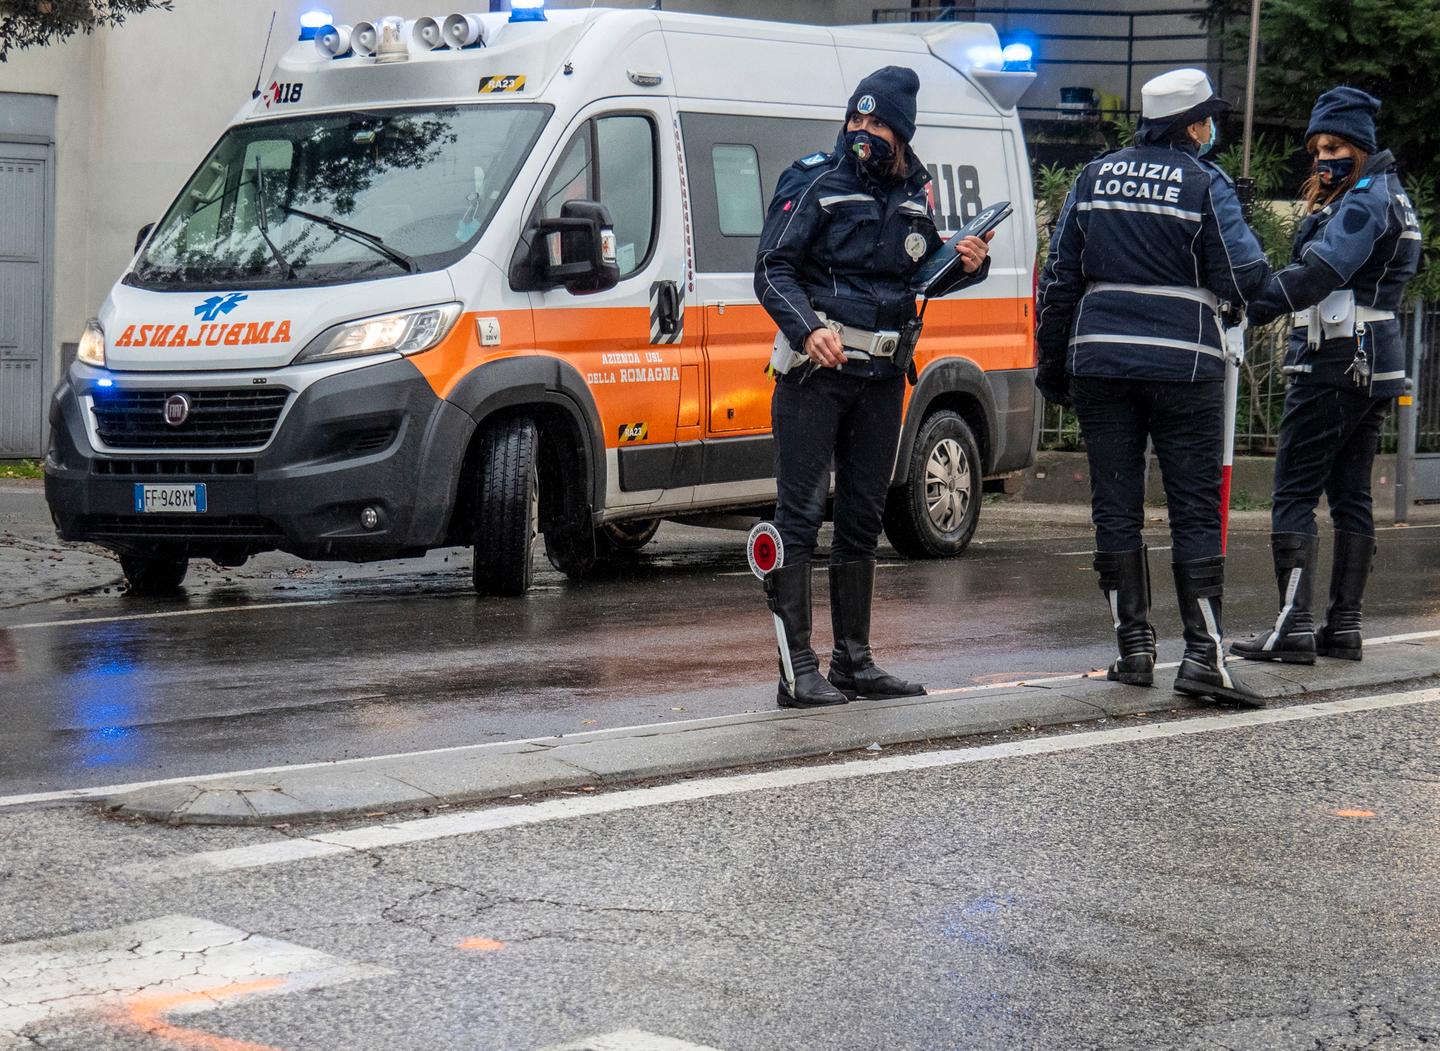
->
[472,416,539,596]
[883,409,982,559]
[120,549,189,596]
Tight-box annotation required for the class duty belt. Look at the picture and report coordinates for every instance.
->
[1086,282,1220,312]
[1292,306,1395,327]
[820,313,900,358]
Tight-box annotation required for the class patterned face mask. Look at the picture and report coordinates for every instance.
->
[1315,156,1356,185]
[844,129,895,177]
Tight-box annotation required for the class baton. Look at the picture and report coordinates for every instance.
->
[1220,319,1246,554]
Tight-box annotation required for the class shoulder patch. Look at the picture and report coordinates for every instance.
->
[798,152,830,169]
[1355,177,1374,190]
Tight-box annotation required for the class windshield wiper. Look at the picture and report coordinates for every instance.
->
[252,159,298,280]
[281,205,420,274]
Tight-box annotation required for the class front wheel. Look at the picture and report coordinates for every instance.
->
[883,409,982,559]
[471,416,539,596]
[120,549,189,596]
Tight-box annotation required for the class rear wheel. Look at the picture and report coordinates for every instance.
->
[883,409,982,559]
[120,549,189,596]
[471,416,539,596]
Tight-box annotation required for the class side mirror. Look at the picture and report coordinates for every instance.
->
[512,200,621,295]
[134,222,156,255]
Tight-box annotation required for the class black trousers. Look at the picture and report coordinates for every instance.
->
[1071,376,1224,562]
[772,366,905,566]
[1271,384,1391,537]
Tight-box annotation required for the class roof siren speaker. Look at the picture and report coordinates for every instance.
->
[441,13,487,49]
[411,16,443,51]
[351,21,379,56]
[315,23,353,57]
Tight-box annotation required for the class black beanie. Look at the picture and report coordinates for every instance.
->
[1305,86,1381,154]
[847,66,920,143]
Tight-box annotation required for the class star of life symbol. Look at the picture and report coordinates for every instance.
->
[857,94,877,114]
[195,293,248,322]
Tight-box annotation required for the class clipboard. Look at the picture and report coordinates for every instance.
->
[914,200,1013,296]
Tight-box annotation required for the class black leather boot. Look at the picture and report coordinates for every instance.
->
[1093,547,1156,686]
[1230,532,1318,665]
[826,560,926,699]
[1316,530,1375,661]
[765,562,849,708]
[1172,556,1265,708]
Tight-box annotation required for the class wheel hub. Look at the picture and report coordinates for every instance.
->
[924,437,971,532]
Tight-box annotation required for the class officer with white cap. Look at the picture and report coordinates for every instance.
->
[1035,68,1271,706]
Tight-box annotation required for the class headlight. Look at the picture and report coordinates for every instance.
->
[77,319,106,367]
[293,303,463,364]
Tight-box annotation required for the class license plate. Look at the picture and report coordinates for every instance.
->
[133,483,207,514]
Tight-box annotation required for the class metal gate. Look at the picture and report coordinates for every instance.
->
[1405,302,1440,503]
[0,142,49,457]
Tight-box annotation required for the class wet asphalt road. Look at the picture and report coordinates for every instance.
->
[3,479,1440,797]
[4,686,1439,1049]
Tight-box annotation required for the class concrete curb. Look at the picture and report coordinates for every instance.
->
[103,637,1440,826]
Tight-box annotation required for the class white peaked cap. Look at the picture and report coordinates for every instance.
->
[1141,68,1220,120]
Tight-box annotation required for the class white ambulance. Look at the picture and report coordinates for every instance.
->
[45,3,1039,595]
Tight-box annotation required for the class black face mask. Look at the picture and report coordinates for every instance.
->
[844,129,896,181]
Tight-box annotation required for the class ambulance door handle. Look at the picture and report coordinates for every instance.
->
[656,281,680,336]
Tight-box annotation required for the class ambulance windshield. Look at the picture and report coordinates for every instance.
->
[129,104,551,290]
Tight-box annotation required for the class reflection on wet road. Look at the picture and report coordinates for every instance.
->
[3,502,1439,797]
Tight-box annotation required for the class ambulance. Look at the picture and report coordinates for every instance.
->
[44,2,1039,596]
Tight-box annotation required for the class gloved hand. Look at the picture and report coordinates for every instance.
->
[1036,364,1071,408]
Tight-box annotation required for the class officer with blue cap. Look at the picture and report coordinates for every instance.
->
[1232,87,1421,666]
[753,65,992,709]
[1035,67,1271,706]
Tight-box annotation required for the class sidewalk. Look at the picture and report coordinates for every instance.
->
[105,633,1440,826]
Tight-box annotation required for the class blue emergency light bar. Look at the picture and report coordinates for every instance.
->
[1001,42,1033,72]
[298,9,333,40]
[510,0,547,22]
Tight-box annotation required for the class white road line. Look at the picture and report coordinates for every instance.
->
[4,598,340,631]
[0,914,385,1047]
[5,627,1438,812]
[131,685,1440,881]
[538,1032,727,1051]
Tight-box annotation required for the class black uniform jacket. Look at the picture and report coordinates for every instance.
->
[754,133,990,380]
[1036,140,1269,384]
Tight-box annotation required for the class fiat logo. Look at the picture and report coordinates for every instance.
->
[163,393,191,426]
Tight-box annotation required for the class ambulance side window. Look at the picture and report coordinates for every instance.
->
[711,145,763,237]
[536,114,657,279]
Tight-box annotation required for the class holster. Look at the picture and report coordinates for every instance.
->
[895,317,923,384]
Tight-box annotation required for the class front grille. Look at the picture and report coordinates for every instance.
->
[80,514,284,540]
[91,389,289,449]
[93,458,256,477]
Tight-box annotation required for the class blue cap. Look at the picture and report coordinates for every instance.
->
[1306,86,1381,154]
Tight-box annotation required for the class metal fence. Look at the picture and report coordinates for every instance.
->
[870,4,1222,121]
[1038,303,1440,455]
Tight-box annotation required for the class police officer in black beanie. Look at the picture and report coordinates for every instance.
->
[754,66,992,708]
[1232,87,1420,666]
